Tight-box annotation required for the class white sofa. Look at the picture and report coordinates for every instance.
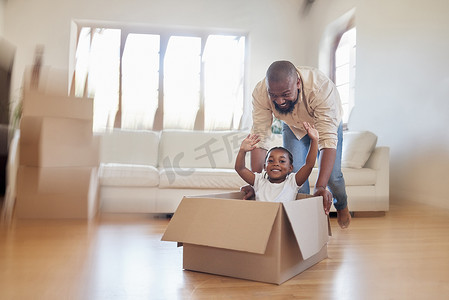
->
[98,129,389,213]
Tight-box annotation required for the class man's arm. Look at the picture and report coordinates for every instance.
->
[251,80,274,150]
[242,79,272,199]
[314,148,336,214]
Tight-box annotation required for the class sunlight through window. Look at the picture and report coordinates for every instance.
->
[335,27,356,124]
[122,34,160,130]
[163,36,201,130]
[73,23,246,132]
[75,27,120,131]
[74,27,90,98]
[203,35,245,130]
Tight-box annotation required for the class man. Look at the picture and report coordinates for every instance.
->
[242,60,351,228]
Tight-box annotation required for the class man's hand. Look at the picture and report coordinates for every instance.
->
[314,148,336,215]
[314,187,332,215]
[240,185,255,200]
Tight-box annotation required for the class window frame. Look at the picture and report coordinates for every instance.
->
[318,9,356,131]
[69,20,249,131]
[332,26,356,129]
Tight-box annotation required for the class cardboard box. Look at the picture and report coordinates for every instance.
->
[162,192,331,284]
[23,66,69,96]
[22,89,93,120]
[20,116,99,167]
[15,166,99,219]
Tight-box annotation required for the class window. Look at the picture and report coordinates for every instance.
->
[75,28,121,130]
[163,36,201,130]
[319,8,356,129]
[122,33,160,130]
[72,23,246,132]
[203,35,245,131]
[334,27,356,125]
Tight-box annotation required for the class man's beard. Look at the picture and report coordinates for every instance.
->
[273,89,299,115]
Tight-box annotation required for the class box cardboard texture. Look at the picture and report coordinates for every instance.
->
[22,89,93,120]
[15,74,99,219]
[20,116,99,167]
[162,192,331,285]
[16,166,98,219]
[23,66,69,96]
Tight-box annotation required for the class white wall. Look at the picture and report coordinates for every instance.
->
[305,0,449,209]
[0,0,3,35]
[297,0,357,68]
[354,0,449,209]
[2,0,308,126]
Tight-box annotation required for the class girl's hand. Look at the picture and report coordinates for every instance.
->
[303,122,319,141]
[240,134,260,152]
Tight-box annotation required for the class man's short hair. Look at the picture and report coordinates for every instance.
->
[266,61,297,83]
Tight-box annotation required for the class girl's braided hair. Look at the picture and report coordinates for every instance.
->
[265,147,293,165]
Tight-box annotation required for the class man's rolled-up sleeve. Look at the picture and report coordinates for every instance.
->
[251,81,273,150]
[309,80,342,150]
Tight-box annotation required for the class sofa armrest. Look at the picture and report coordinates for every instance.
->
[364,146,390,210]
[364,147,390,189]
[364,147,389,170]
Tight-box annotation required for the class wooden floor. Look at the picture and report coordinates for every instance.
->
[1,199,449,300]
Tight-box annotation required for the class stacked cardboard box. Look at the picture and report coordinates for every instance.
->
[16,87,99,219]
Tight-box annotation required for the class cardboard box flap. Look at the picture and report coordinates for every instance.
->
[192,191,247,200]
[283,196,330,260]
[162,197,281,254]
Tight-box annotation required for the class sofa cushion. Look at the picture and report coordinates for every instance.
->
[309,166,377,186]
[159,130,249,169]
[100,130,160,166]
[342,131,378,169]
[338,167,377,186]
[99,163,159,187]
[159,168,247,189]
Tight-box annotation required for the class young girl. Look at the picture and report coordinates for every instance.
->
[235,122,319,202]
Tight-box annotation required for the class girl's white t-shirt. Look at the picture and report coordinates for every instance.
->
[253,172,301,202]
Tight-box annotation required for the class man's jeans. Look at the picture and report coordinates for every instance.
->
[282,122,348,211]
